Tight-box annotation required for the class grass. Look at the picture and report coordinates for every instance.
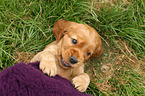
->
[0,0,145,95]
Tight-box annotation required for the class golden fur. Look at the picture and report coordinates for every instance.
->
[31,20,103,92]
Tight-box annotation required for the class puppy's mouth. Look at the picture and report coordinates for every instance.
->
[60,55,71,67]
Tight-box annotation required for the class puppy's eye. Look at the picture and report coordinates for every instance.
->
[87,52,91,56]
[72,39,77,44]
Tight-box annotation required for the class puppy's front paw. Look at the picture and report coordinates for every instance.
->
[39,61,57,77]
[72,73,90,92]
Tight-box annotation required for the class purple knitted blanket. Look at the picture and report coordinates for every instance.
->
[0,62,92,96]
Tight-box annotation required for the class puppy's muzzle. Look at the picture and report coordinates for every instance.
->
[69,56,78,64]
[60,54,78,68]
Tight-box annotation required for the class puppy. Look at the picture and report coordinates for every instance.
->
[31,20,103,92]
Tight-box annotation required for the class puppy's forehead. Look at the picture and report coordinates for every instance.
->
[68,24,97,42]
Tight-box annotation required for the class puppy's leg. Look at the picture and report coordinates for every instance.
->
[72,73,90,92]
[31,52,43,62]
[31,51,57,77]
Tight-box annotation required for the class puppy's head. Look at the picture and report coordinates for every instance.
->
[53,20,103,69]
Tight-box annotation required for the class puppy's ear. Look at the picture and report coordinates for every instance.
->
[52,20,76,42]
[91,39,103,58]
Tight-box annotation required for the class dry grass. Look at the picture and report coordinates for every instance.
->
[85,39,145,95]
[13,52,35,64]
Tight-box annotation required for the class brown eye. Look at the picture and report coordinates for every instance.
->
[72,39,77,44]
[87,52,91,56]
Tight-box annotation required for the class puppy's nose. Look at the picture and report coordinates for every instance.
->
[69,56,78,64]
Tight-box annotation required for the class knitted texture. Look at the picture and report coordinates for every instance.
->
[0,62,92,96]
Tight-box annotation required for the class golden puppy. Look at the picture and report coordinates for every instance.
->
[31,20,103,92]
